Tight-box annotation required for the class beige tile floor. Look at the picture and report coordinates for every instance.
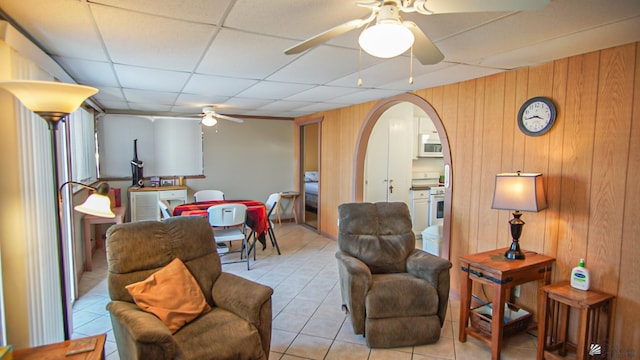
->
[72,223,539,359]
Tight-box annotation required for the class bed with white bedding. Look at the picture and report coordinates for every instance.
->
[304,171,319,211]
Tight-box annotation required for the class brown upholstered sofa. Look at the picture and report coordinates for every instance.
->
[336,202,452,348]
[105,216,273,359]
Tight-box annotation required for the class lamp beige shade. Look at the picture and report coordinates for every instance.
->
[492,172,547,212]
[75,193,116,218]
[0,80,97,115]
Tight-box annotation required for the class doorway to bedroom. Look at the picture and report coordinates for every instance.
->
[301,120,320,230]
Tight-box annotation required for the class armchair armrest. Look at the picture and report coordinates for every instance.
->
[106,300,179,359]
[405,250,452,325]
[212,273,273,324]
[212,272,274,356]
[335,251,372,335]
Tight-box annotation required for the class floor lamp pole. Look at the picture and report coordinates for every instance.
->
[46,117,71,340]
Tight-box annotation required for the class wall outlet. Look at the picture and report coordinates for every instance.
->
[513,285,521,297]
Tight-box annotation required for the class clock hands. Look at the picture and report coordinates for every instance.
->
[525,115,544,120]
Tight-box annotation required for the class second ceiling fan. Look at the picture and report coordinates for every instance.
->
[198,106,244,127]
[284,0,550,65]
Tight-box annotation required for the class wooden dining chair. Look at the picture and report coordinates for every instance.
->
[207,203,250,270]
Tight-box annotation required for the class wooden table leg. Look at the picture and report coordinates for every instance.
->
[459,265,472,342]
[491,282,506,360]
[537,288,549,360]
[83,216,93,271]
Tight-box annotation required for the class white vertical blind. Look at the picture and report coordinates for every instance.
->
[68,107,97,184]
[2,43,65,344]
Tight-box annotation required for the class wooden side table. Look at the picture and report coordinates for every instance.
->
[13,334,106,359]
[84,205,126,271]
[537,281,614,360]
[276,192,299,224]
[459,248,555,360]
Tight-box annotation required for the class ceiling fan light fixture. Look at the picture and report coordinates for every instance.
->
[359,22,414,58]
[202,113,217,126]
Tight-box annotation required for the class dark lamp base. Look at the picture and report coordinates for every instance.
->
[505,241,525,260]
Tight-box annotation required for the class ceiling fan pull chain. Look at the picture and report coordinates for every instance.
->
[409,45,414,84]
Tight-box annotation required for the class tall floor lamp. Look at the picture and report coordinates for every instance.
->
[0,80,113,340]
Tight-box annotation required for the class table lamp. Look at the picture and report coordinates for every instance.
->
[0,80,98,340]
[491,172,547,260]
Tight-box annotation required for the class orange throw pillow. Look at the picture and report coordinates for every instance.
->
[126,258,211,333]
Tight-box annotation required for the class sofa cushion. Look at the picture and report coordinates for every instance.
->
[126,257,211,333]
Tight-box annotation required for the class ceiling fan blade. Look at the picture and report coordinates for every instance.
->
[215,113,244,123]
[284,18,370,55]
[404,21,444,65]
[416,0,549,14]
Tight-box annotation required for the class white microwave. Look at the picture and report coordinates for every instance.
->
[418,133,443,157]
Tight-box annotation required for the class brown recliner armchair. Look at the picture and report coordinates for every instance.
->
[105,216,273,359]
[336,202,452,348]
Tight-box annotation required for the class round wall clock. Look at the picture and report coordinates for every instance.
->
[517,97,557,136]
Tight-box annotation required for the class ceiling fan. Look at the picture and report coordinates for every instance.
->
[195,106,244,127]
[284,0,550,65]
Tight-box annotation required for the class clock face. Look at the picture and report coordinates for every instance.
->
[518,97,556,136]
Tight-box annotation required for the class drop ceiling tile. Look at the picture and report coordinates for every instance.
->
[98,100,130,111]
[91,5,215,71]
[236,81,315,100]
[174,93,230,108]
[284,85,360,102]
[126,103,173,112]
[122,88,178,105]
[257,100,316,112]
[332,88,404,105]
[88,0,233,24]
[197,29,300,79]
[400,64,504,90]
[481,15,640,69]
[183,73,258,96]
[224,0,369,40]
[267,46,380,85]
[114,64,191,92]
[53,57,119,87]
[296,102,349,113]
[0,0,108,61]
[222,97,274,110]
[93,86,126,102]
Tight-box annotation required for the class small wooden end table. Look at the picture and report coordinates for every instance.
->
[459,248,555,360]
[13,333,106,359]
[537,281,614,360]
[276,192,299,224]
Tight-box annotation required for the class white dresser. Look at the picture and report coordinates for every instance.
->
[129,186,188,221]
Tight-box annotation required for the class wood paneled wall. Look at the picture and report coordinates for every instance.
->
[295,42,639,353]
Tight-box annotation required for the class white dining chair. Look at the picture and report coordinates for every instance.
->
[207,203,250,270]
[194,189,225,202]
[158,199,173,219]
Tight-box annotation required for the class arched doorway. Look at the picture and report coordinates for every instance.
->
[353,93,452,260]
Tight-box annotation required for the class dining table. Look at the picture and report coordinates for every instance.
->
[172,199,268,249]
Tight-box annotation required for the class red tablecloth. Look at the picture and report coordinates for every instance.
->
[172,200,268,247]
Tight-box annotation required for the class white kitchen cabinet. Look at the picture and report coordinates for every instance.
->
[130,186,188,221]
[410,190,430,238]
[365,103,413,206]
[418,117,439,136]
